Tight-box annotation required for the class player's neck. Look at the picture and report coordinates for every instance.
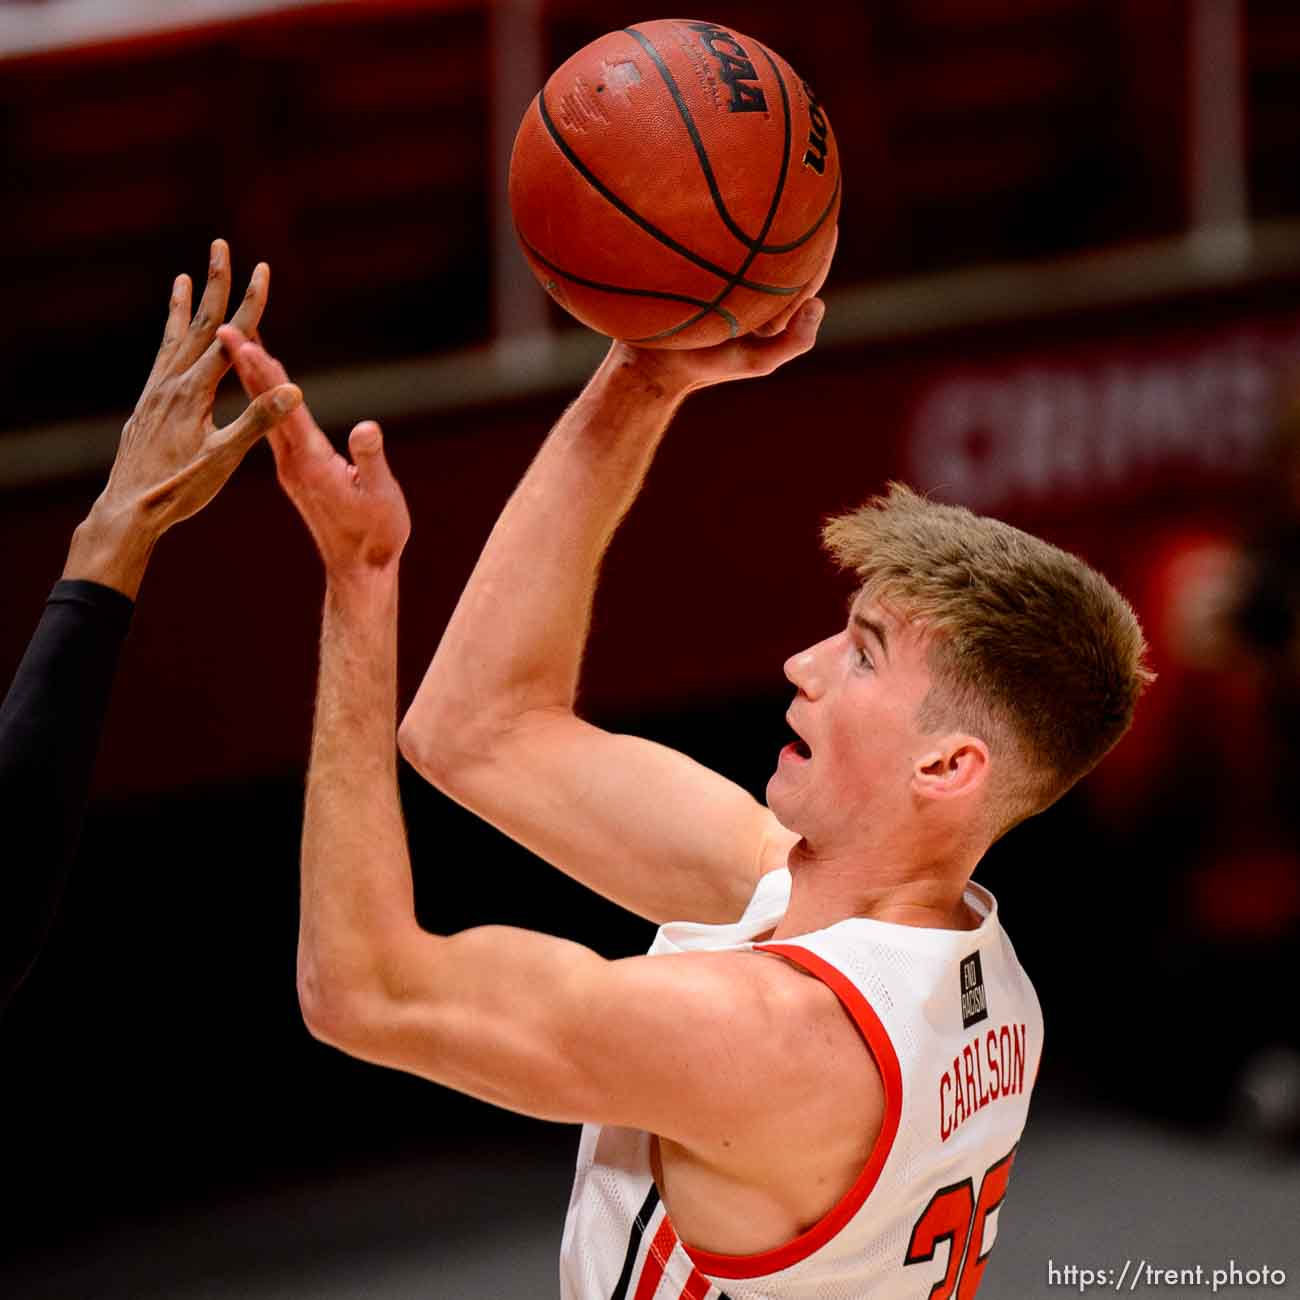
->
[771,836,982,938]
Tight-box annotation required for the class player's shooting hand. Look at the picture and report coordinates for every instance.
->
[612,225,836,396]
[64,239,302,598]
[217,327,411,582]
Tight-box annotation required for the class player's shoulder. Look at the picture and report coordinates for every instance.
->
[612,941,871,1066]
[609,944,885,1164]
[749,944,885,1080]
[665,945,884,1101]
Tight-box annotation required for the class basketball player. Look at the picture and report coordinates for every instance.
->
[220,264,1149,1297]
[0,241,300,1011]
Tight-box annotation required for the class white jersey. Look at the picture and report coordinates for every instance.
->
[559,868,1042,1300]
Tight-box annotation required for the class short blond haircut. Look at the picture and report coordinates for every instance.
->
[822,484,1153,835]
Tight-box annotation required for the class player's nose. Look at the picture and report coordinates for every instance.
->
[784,638,830,699]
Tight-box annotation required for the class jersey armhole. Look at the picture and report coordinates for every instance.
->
[680,941,904,1281]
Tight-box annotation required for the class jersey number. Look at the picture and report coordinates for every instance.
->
[903,1147,1016,1299]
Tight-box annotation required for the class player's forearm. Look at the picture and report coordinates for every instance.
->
[62,498,159,601]
[403,346,690,754]
[298,572,419,1033]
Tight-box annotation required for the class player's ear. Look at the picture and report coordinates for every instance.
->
[912,734,989,803]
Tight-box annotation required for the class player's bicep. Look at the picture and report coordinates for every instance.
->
[410,710,793,924]
[354,928,793,1146]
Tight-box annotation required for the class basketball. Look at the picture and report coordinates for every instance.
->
[509,18,840,348]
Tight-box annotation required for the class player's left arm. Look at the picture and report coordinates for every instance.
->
[302,543,795,1133]
[304,586,820,1138]
[301,539,788,1138]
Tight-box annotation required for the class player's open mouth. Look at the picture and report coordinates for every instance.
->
[783,716,812,762]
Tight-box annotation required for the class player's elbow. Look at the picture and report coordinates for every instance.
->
[398,713,471,795]
[397,710,446,783]
[397,705,512,796]
[297,960,385,1057]
[297,934,429,1065]
[297,961,351,1048]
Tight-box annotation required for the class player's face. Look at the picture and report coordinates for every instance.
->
[766,596,937,850]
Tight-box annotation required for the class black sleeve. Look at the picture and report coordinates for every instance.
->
[0,579,134,1010]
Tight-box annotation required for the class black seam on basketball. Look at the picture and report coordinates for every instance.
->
[625,310,734,345]
[519,233,740,336]
[535,90,794,297]
[628,43,794,344]
[759,170,841,254]
[752,42,794,250]
[622,26,759,251]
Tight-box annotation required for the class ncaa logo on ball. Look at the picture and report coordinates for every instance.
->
[687,22,768,114]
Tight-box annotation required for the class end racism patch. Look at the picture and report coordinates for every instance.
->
[960,951,989,1030]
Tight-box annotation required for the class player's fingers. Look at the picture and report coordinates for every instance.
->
[749,298,824,372]
[217,326,331,464]
[751,277,823,339]
[217,324,285,396]
[750,291,806,339]
[785,297,825,348]
[750,226,837,339]
[347,422,410,561]
[348,420,392,490]
[174,239,232,369]
[188,263,270,392]
[216,384,304,459]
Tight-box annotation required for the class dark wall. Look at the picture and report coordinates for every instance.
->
[0,0,1210,428]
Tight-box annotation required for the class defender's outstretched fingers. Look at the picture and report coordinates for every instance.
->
[174,239,233,370]
[190,262,270,391]
[146,273,193,385]
[227,262,271,338]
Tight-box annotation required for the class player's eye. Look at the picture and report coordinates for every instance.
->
[855,645,874,671]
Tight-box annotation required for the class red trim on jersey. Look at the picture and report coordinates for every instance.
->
[633,1215,679,1300]
[681,942,904,1281]
[678,1267,715,1299]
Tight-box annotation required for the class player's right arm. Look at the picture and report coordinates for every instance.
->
[398,302,827,925]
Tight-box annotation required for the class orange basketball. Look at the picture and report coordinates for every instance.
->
[509,18,840,348]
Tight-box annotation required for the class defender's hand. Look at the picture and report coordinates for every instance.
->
[217,327,410,581]
[65,240,301,597]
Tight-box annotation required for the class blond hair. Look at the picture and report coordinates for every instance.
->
[822,484,1153,835]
